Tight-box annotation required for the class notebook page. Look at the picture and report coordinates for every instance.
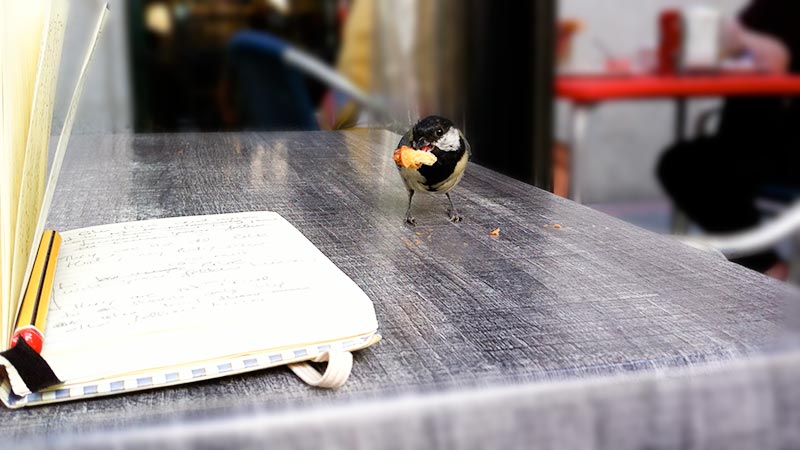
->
[41,212,377,383]
[10,0,69,348]
[14,2,107,349]
[0,1,49,346]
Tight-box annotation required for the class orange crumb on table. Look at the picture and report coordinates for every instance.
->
[489,228,500,236]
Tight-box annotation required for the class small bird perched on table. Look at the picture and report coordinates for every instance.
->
[394,115,470,226]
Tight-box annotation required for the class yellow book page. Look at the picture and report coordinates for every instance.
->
[0,4,3,350]
[9,1,69,348]
[0,1,49,348]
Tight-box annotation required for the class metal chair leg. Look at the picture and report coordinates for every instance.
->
[671,208,690,235]
[567,104,590,203]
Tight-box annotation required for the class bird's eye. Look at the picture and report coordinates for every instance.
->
[436,128,443,136]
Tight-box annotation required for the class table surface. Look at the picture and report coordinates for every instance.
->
[556,73,800,103]
[3,130,792,445]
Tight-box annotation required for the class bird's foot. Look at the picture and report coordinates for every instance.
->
[405,215,417,227]
[447,209,462,223]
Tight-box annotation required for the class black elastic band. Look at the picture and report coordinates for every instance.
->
[1,339,61,392]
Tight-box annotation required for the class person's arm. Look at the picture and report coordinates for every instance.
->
[723,19,790,73]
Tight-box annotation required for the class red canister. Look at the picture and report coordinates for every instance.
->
[658,9,682,74]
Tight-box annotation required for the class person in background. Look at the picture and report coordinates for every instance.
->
[320,0,373,130]
[658,0,800,279]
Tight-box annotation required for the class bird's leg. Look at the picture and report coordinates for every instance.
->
[405,189,416,226]
[446,192,462,223]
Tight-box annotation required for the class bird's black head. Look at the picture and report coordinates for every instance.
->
[411,116,457,152]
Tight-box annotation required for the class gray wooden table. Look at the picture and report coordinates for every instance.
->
[4,130,799,449]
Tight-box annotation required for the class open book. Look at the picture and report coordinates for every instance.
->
[0,3,379,408]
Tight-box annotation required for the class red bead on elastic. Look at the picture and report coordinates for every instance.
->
[10,326,44,354]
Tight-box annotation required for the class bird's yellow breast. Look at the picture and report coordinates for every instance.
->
[430,150,468,193]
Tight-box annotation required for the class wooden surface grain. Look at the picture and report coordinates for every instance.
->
[3,130,793,445]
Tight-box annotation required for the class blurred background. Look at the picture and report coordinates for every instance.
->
[60,0,800,280]
[63,0,555,191]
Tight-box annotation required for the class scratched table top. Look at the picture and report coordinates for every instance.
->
[3,130,795,448]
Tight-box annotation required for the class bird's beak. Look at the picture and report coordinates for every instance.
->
[413,138,433,152]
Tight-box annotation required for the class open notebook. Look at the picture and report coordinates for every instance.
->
[0,2,379,408]
[2,212,380,408]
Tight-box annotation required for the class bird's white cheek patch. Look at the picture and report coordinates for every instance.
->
[434,128,460,152]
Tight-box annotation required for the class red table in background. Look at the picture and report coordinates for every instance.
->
[555,74,800,203]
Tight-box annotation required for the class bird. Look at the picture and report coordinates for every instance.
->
[395,115,470,226]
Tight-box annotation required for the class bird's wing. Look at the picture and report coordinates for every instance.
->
[398,129,413,149]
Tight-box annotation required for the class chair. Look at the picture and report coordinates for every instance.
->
[673,107,800,280]
[682,200,800,281]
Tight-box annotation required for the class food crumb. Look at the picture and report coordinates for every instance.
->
[553,223,562,229]
[489,227,500,236]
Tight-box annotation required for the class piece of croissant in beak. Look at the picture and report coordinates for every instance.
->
[393,146,437,169]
